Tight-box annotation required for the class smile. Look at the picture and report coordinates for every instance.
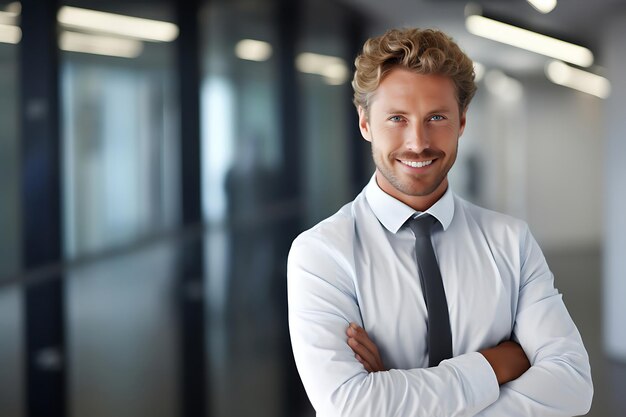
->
[399,159,433,168]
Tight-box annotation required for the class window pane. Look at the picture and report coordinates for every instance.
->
[0,2,23,415]
[200,1,287,416]
[297,0,353,226]
[0,2,21,277]
[58,2,182,417]
[60,2,180,258]
[200,0,281,224]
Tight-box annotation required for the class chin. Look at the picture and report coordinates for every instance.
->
[390,179,438,197]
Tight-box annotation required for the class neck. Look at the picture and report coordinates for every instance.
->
[375,170,448,212]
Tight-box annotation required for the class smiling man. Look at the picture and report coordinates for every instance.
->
[287,28,593,417]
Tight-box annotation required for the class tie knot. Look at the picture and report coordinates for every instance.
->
[408,214,437,237]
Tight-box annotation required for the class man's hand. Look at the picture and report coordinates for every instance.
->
[346,322,386,372]
[347,323,531,384]
[480,341,531,385]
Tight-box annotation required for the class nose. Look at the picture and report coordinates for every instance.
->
[405,122,430,153]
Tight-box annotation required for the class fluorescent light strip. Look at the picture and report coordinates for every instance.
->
[59,31,143,58]
[0,22,20,44]
[466,14,593,67]
[527,0,557,14]
[0,10,17,25]
[296,52,349,85]
[235,39,272,62]
[57,6,178,42]
[545,60,610,99]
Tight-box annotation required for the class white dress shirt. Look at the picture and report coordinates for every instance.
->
[287,175,593,417]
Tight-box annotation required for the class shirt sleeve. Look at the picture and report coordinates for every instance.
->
[287,232,500,417]
[476,225,593,417]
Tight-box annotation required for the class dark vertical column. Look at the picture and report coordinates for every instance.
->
[175,0,207,416]
[177,1,202,223]
[276,1,312,415]
[19,1,65,417]
[346,15,369,194]
[277,0,301,199]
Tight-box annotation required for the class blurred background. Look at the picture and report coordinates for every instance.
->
[1,0,625,416]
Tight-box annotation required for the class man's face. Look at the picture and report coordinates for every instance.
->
[358,68,466,210]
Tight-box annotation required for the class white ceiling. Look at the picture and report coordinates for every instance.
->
[341,0,626,75]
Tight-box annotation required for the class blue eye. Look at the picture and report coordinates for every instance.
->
[430,115,445,121]
[389,116,403,122]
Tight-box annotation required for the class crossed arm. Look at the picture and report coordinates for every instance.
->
[288,227,593,417]
[347,322,531,385]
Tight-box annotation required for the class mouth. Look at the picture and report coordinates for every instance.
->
[398,159,434,168]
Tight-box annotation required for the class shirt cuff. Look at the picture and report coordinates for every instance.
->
[441,351,500,413]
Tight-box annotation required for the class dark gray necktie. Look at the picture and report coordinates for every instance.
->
[408,214,453,367]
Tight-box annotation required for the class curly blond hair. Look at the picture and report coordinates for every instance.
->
[352,28,476,114]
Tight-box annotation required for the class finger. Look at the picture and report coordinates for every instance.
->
[347,324,386,371]
[347,322,361,336]
[349,324,375,348]
[347,337,371,360]
[356,354,373,373]
[348,337,380,371]
[350,326,383,362]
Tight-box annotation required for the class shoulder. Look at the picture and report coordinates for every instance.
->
[453,194,530,243]
[287,196,364,297]
[290,197,359,260]
[288,190,373,274]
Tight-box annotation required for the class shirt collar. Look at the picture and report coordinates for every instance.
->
[365,173,455,233]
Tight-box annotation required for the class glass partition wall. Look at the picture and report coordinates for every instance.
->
[199,1,364,416]
[200,1,287,416]
[58,2,182,417]
[0,0,364,416]
[0,2,23,416]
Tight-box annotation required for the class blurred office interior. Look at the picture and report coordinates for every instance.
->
[0,0,625,416]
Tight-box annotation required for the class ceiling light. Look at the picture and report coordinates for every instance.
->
[296,52,349,85]
[527,0,557,14]
[465,14,593,67]
[235,39,272,62]
[0,10,17,25]
[545,60,610,99]
[57,6,178,42]
[59,31,143,58]
[0,23,20,44]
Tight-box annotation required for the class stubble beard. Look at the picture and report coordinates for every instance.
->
[370,138,456,198]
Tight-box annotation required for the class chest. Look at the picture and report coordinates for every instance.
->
[352,223,520,369]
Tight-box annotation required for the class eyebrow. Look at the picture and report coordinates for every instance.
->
[384,107,454,115]
[384,109,409,115]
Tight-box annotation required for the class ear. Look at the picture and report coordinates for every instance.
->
[458,108,467,138]
[358,106,372,142]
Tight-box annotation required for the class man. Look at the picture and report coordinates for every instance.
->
[287,28,593,417]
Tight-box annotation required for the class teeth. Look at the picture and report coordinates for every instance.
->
[401,159,433,168]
